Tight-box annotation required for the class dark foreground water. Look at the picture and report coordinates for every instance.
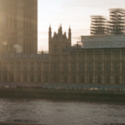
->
[0,99,125,125]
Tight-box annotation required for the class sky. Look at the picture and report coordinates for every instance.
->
[38,0,125,51]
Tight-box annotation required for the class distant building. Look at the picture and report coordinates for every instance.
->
[0,2,125,86]
[0,26,125,86]
[0,0,37,53]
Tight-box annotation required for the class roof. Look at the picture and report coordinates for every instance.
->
[81,35,125,49]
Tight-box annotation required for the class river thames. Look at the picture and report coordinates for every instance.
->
[0,99,125,125]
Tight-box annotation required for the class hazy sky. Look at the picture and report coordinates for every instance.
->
[38,0,125,51]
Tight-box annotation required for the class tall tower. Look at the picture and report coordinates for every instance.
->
[0,0,37,53]
[49,25,71,54]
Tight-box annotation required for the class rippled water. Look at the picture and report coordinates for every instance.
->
[0,99,125,125]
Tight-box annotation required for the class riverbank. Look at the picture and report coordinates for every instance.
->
[0,88,125,104]
[0,121,44,125]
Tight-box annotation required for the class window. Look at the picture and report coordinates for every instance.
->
[52,63,58,71]
[17,75,20,82]
[24,75,28,82]
[45,75,48,82]
[79,55,85,61]
[64,75,68,83]
[105,55,111,61]
[3,64,7,73]
[37,75,41,82]
[79,63,84,71]
[72,75,76,83]
[115,76,120,84]
[53,75,58,83]
[10,75,14,82]
[71,63,77,71]
[53,45,59,53]
[105,63,111,72]
[10,62,14,70]
[37,63,41,72]
[30,75,34,82]
[44,63,49,71]
[105,76,110,84]
[88,63,93,72]
[113,63,120,72]
[63,55,68,61]
[123,76,125,84]
[114,54,120,61]
[23,63,28,71]
[80,75,85,83]
[3,75,7,82]
[89,75,93,83]
[70,55,76,61]
[30,63,34,71]
[96,63,102,72]
[97,76,102,84]
[96,55,102,61]
[16,62,21,71]
[122,62,125,72]
[63,63,68,71]
[88,55,93,61]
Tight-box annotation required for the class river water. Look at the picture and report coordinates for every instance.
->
[0,99,125,125]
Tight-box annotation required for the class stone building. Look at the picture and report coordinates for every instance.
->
[0,26,125,86]
[0,0,37,53]
[0,1,124,87]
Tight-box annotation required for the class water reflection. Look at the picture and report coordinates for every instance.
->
[0,99,125,125]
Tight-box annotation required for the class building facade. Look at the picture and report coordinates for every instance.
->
[0,0,37,53]
[0,26,125,86]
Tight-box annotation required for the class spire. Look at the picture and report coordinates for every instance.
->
[49,24,51,31]
[58,24,62,35]
[69,26,71,32]
[49,25,52,42]
[68,26,71,42]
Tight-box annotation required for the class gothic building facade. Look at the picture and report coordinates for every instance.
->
[0,26,125,86]
[0,0,37,53]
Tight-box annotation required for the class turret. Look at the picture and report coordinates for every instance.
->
[68,26,71,42]
[49,25,52,42]
[58,25,62,36]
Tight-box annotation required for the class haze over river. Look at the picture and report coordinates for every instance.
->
[0,99,125,125]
